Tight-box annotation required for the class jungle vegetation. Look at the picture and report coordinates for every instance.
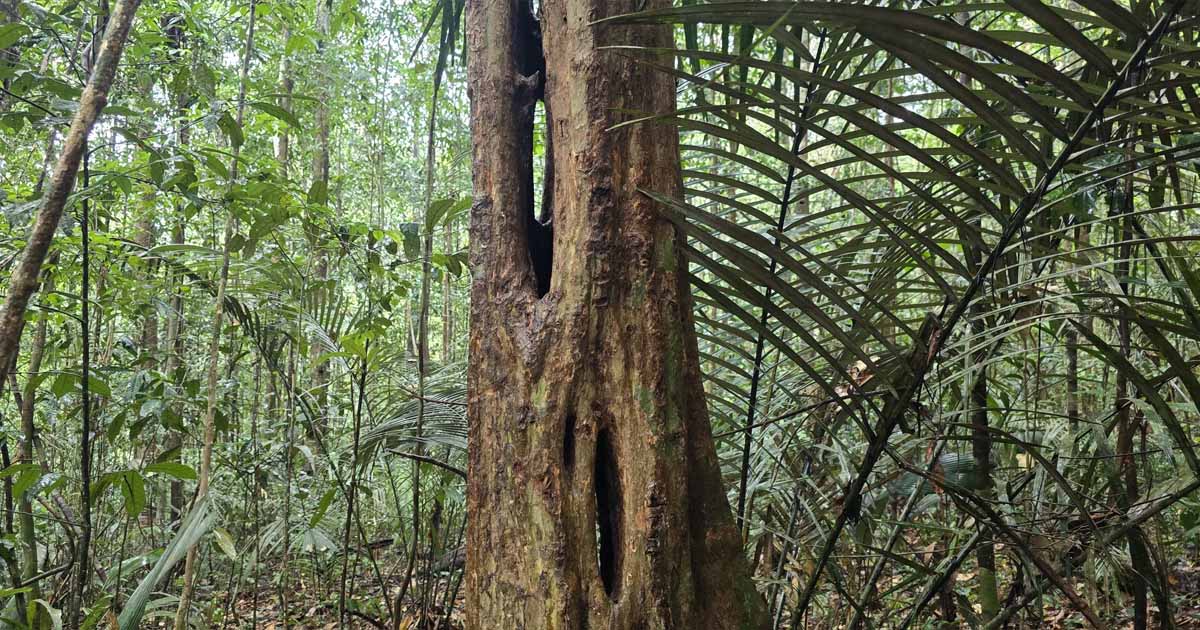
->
[1,0,1200,628]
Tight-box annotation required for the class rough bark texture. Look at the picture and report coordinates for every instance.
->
[464,0,768,626]
[0,0,141,387]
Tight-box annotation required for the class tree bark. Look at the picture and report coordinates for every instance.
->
[173,1,255,626]
[464,0,768,626]
[308,0,332,439]
[162,11,188,528]
[16,271,51,626]
[275,22,293,171]
[0,0,141,388]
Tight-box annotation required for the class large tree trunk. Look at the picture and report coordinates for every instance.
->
[464,0,768,626]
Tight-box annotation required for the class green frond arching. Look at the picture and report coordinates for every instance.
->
[603,1,1200,625]
[5,0,1200,624]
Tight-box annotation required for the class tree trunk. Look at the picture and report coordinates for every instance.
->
[173,2,255,626]
[308,0,333,440]
[464,0,768,626]
[161,12,188,528]
[15,271,51,627]
[0,0,141,388]
[275,22,293,172]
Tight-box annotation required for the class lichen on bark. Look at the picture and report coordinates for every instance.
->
[465,0,769,626]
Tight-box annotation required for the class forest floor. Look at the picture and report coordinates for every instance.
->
[1001,560,1200,630]
[183,567,465,629]
[169,562,1200,629]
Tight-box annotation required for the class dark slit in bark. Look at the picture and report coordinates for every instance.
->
[594,428,621,598]
[516,0,553,297]
[528,171,553,297]
[563,413,576,470]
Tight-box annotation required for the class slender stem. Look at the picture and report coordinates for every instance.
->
[339,346,369,624]
[736,30,827,533]
[173,1,256,626]
[69,140,92,630]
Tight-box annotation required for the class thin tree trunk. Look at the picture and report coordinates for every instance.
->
[309,0,332,439]
[276,23,293,171]
[963,212,998,620]
[442,225,454,362]
[393,31,444,625]
[339,351,368,625]
[0,0,141,387]
[279,346,297,628]
[133,32,162,525]
[16,272,52,626]
[970,307,997,620]
[465,0,767,625]
[172,3,255,626]
[162,12,188,528]
[1114,180,1153,630]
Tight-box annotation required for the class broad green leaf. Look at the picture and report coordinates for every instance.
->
[217,111,243,149]
[0,24,30,49]
[309,487,337,528]
[0,463,40,480]
[250,101,302,129]
[119,496,219,629]
[12,466,41,500]
[51,373,75,398]
[33,599,62,630]
[212,527,238,561]
[120,471,146,517]
[145,462,197,480]
[80,595,111,630]
[307,179,328,205]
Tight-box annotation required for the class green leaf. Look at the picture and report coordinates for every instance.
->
[0,463,42,501]
[90,470,127,504]
[399,222,421,259]
[212,527,238,561]
[12,467,42,500]
[1072,320,1200,474]
[1183,508,1200,532]
[153,445,182,465]
[86,374,111,397]
[217,112,243,149]
[0,24,30,49]
[145,462,197,480]
[119,496,219,629]
[48,372,110,398]
[202,150,230,179]
[425,198,456,232]
[0,463,39,480]
[309,487,337,528]
[0,586,32,599]
[250,101,302,129]
[120,471,146,517]
[80,595,111,630]
[147,149,166,184]
[51,373,75,398]
[33,599,62,630]
[307,179,328,205]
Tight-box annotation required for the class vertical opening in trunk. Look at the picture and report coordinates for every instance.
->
[563,413,576,470]
[594,428,621,598]
[527,99,553,298]
[515,0,552,298]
